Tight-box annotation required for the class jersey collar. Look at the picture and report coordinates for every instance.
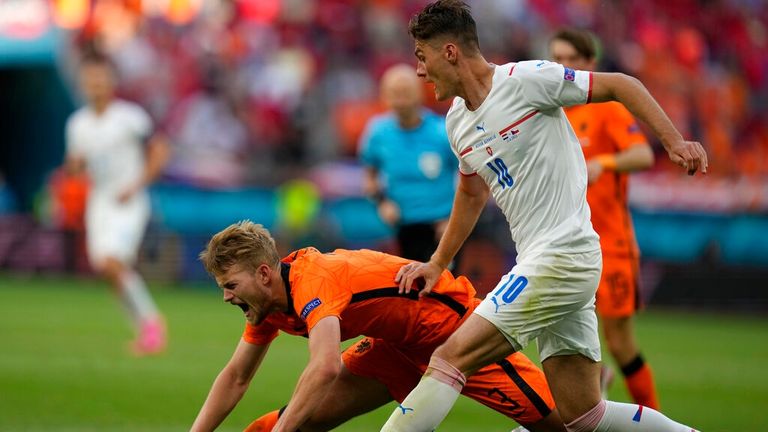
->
[280,262,294,314]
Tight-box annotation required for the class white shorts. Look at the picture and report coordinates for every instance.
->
[85,192,150,268]
[474,248,603,362]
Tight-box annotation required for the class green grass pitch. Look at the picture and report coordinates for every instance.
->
[1,274,767,431]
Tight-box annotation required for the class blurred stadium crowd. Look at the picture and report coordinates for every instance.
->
[0,0,767,303]
[69,0,768,180]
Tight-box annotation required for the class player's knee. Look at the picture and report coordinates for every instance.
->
[603,331,622,353]
[602,318,632,350]
[99,257,125,281]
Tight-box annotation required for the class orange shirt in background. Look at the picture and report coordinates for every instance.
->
[243,247,475,346]
[565,102,649,258]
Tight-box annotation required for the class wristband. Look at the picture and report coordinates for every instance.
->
[595,154,617,171]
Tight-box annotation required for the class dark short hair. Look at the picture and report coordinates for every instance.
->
[551,28,598,60]
[409,0,480,51]
[79,50,116,71]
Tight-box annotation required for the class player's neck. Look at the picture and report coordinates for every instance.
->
[458,59,495,112]
[90,97,113,115]
[397,110,422,130]
[272,272,290,313]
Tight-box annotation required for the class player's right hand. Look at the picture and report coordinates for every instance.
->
[395,261,442,297]
[377,200,400,226]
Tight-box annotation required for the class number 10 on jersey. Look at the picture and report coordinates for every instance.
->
[487,157,514,189]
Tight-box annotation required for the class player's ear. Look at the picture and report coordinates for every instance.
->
[444,43,458,64]
[257,263,272,283]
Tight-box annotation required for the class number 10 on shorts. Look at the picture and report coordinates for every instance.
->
[491,274,529,304]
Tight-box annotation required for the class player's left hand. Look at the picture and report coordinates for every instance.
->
[666,139,708,175]
[395,261,442,297]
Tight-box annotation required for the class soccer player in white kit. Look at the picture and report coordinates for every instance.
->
[65,53,171,355]
[381,1,707,431]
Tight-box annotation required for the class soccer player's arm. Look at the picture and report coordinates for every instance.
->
[273,316,342,432]
[432,173,489,269]
[142,132,171,187]
[398,171,489,295]
[359,119,382,197]
[587,107,654,183]
[136,109,171,189]
[191,339,271,432]
[359,119,399,224]
[589,72,707,175]
[116,108,171,202]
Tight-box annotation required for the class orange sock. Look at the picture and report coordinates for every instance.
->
[621,354,659,410]
[244,410,280,432]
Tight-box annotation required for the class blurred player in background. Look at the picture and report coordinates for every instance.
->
[191,220,566,432]
[64,52,170,355]
[359,64,459,266]
[383,1,705,431]
[550,28,659,409]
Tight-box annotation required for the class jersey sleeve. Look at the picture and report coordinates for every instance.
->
[291,263,351,333]
[130,105,153,142]
[516,60,592,110]
[604,103,648,151]
[65,115,84,158]
[242,321,280,345]
[358,119,382,168]
[455,150,475,176]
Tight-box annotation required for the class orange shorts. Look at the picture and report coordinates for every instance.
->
[595,254,640,318]
[342,337,555,425]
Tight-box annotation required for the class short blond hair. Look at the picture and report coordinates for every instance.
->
[199,220,280,277]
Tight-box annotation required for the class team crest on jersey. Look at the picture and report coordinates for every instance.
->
[300,297,322,320]
[355,338,373,353]
[564,67,576,81]
[486,146,494,156]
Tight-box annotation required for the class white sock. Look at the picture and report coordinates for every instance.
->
[380,375,461,432]
[119,270,159,324]
[568,399,696,432]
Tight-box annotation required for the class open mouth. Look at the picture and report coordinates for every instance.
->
[235,302,249,313]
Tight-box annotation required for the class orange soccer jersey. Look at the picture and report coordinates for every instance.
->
[242,248,555,425]
[242,247,475,347]
[565,101,648,258]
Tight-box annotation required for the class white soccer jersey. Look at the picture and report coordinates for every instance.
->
[66,99,152,198]
[66,99,153,265]
[446,61,600,261]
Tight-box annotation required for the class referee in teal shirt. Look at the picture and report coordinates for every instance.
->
[360,64,458,265]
